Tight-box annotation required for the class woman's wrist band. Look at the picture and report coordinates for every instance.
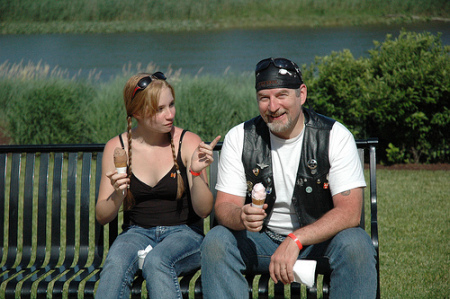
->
[287,233,303,251]
[189,168,201,177]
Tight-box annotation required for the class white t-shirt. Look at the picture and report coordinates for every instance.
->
[216,119,366,235]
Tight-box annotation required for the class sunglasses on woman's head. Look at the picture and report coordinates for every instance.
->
[255,58,303,82]
[131,72,167,100]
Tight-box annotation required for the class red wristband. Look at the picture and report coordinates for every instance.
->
[287,233,303,251]
[189,168,201,177]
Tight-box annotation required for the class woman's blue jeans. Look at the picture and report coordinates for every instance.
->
[201,226,377,299]
[96,224,203,299]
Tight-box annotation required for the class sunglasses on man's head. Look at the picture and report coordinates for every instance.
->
[131,72,167,100]
[256,58,303,82]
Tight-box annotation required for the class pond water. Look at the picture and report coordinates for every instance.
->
[0,21,448,81]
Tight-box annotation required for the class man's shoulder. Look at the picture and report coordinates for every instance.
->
[226,122,245,136]
[305,108,336,130]
[330,121,354,138]
[222,122,245,150]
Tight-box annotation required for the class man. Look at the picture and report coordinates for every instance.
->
[201,57,377,298]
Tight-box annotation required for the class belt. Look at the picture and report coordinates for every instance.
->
[265,229,286,244]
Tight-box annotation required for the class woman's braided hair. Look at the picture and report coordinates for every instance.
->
[169,132,185,200]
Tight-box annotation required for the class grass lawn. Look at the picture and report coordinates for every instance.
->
[375,169,449,298]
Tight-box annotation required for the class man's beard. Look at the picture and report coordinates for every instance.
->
[265,112,293,133]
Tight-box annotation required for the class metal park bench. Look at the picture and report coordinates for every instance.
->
[0,139,379,298]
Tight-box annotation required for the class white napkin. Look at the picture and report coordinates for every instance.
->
[137,245,153,269]
[292,259,317,287]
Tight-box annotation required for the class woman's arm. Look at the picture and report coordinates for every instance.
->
[185,134,221,218]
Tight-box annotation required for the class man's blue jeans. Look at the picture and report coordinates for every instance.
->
[201,226,377,299]
[96,224,203,299]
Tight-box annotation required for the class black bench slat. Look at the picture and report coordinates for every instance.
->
[49,152,63,266]
[36,153,50,268]
[21,154,35,271]
[0,153,5,270]
[79,152,93,267]
[78,152,105,297]
[3,153,21,274]
[94,152,104,263]
[369,144,381,299]
[65,152,78,264]
[257,274,270,299]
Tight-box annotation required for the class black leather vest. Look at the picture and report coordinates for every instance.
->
[242,108,336,227]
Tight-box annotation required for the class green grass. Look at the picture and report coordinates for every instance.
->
[375,169,449,298]
[1,0,449,34]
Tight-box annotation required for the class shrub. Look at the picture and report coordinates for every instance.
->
[173,73,257,142]
[84,76,128,143]
[303,30,449,163]
[303,49,372,137]
[7,79,95,144]
[365,30,450,163]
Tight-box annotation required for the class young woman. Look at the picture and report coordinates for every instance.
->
[95,72,220,298]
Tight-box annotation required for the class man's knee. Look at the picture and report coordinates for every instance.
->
[201,225,236,263]
[329,228,376,267]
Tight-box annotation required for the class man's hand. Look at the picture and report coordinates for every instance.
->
[269,236,300,284]
[240,203,268,232]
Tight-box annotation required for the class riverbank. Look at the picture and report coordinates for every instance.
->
[1,0,449,35]
[2,16,449,35]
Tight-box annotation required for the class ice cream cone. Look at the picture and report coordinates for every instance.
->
[113,147,128,173]
[251,183,266,208]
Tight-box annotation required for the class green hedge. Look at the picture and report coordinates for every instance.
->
[1,31,448,163]
[5,79,95,144]
[304,30,449,163]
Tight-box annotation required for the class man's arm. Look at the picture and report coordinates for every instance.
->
[291,187,363,245]
[215,190,267,232]
[269,187,363,284]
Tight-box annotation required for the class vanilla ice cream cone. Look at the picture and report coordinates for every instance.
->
[251,183,266,208]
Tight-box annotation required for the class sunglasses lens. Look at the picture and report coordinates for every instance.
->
[152,72,167,80]
[137,76,152,89]
[131,72,167,100]
[132,76,152,99]
[273,58,295,70]
[256,58,296,72]
[255,58,272,72]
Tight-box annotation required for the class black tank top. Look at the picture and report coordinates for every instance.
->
[120,131,201,228]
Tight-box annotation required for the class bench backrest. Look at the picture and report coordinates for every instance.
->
[0,144,105,272]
